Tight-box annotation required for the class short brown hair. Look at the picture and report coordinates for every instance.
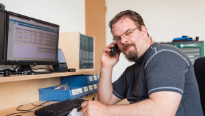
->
[109,10,145,31]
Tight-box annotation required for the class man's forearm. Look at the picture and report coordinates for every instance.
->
[106,99,173,116]
[97,67,113,105]
[105,92,180,116]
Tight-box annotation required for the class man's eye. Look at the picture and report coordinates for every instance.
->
[125,31,132,36]
[114,37,120,41]
[116,37,120,40]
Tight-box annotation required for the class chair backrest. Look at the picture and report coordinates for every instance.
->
[194,57,205,113]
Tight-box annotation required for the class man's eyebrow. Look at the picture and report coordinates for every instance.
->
[113,28,132,38]
[124,28,132,33]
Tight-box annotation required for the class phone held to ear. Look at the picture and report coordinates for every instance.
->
[111,44,120,56]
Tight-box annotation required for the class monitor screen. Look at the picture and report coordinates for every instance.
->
[6,12,59,65]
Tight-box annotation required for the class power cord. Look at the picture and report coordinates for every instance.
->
[6,101,49,116]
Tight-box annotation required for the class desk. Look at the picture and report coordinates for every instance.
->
[0,71,98,111]
[0,94,129,116]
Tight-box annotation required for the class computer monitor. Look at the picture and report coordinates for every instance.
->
[0,10,7,64]
[6,11,59,72]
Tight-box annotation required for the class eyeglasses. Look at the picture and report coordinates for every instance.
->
[113,27,138,42]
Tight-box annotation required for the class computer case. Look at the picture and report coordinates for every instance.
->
[59,32,95,72]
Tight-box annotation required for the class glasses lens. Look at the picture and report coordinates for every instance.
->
[113,37,119,42]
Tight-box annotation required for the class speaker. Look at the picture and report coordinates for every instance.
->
[0,3,5,10]
[52,48,68,72]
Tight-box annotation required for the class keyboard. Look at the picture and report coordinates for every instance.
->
[35,98,86,116]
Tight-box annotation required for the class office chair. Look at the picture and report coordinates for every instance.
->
[0,3,5,10]
[194,57,205,113]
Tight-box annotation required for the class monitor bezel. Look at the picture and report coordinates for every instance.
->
[0,10,7,65]
[6,11,59,65]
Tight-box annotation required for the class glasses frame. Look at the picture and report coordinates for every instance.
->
[113,27,138,42]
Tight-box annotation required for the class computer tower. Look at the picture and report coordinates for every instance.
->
[0,10,7,64]
[59,32,95,72]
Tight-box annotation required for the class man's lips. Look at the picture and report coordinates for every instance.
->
[125,46,131,51]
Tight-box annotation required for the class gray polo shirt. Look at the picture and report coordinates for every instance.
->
[113,42,204,116]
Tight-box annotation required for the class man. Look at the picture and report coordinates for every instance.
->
[81,10,203,116]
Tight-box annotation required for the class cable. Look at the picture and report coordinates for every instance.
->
[6,111,33,116]
[14,65,20,72]
[17,101,49,111]
[31,102,42,107]
[11,65,15,71]
[6,101,49,116]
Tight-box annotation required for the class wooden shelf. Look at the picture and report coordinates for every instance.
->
[0,71,98,83]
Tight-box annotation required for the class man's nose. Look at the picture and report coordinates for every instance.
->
[120,35,128,44]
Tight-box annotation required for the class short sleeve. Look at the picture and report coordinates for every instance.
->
[112,72,127,99]
[145,51,189,95]
[112,65,135,99]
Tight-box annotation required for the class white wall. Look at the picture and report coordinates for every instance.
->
[0,0,85,33]
[0,0,85,69]
[106,0,205,82]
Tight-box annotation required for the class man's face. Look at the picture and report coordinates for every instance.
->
[112,17,146,61]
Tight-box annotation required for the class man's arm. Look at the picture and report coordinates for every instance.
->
[97,66,122,105]
[97,42,122,105]
[82,91,182,116]
[107,91,182,116]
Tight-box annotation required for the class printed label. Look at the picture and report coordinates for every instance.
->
[84,86,88,92]
[180,43,197,47]
[93,75,97,80]
[89,85,93,90]
[89,76,93,81]
[93,84,97,89]
[72,88,83,95]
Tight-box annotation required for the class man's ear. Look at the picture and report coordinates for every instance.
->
[140,25,148,37]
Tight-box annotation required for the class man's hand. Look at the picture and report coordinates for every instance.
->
[81,101,108,116]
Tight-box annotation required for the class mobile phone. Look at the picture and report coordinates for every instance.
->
[111,44,119,56]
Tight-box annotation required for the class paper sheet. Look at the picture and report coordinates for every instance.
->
[68,108,83,116]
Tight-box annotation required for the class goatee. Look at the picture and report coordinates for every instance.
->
[122,43,138,62]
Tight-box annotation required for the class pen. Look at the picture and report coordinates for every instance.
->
[77,95,96,111]
[92,95,96,101]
